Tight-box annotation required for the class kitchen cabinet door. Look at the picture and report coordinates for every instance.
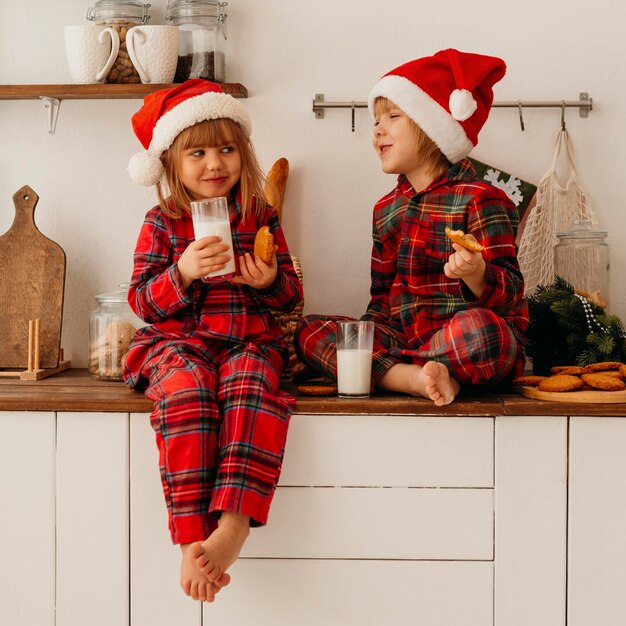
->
[568,416,626,626]
[494,415,567,626]
[0,412,56,626]
[130,412,201,626]
[56,412,129,626]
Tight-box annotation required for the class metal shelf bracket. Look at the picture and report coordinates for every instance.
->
[40,96,61,135]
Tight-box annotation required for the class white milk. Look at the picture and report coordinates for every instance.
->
[192,218,236,277]
[337,348,373,397]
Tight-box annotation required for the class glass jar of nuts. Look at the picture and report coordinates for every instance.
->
[86,0,151,83]
[165,0,227,82]
[89,283,144,381]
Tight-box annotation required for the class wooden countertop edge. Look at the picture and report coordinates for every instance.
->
[1,370,626,416]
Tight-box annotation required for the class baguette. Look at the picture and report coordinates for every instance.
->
[264,157,289,221]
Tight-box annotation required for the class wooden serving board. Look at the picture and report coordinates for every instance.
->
[0,186,66,368]
[521,386,626,404]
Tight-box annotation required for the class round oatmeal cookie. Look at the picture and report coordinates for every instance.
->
[297,385,338,396]
[444,227,485,252]
[584,361,623,372]
[254,226,275,264]
[538,375,584,392]
[550,365,586,376]
[580,373,626,391]
[620,364,626,378]
[513,375,546,387]
[597,370,624,380]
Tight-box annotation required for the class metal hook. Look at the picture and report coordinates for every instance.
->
[518,101,525,131]
[351,102,356,132]
[561,100,566,131]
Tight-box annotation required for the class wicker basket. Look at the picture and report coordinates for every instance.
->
[271,254,305,380]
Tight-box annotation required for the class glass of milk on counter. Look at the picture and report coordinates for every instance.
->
[336,320,375,398]
[190,197,236,280]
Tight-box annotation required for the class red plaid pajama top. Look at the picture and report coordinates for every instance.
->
[363,159,529,349]
[123,195,302,382]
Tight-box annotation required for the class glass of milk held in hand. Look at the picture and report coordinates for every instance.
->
[190,196,236,280]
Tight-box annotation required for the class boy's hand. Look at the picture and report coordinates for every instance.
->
[444,242,486,298]
[178,236,231,288]
[231,247,278,290]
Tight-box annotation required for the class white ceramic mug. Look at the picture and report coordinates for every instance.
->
[64,25,120,84]
[126,25,179,84]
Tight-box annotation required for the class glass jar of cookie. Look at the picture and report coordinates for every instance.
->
[89,283,144,381]
[165,0,227,82]
[554,219,610,309]
[86,0,151,83]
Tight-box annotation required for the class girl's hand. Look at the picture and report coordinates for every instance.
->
[177,236,231,288]
[231,246,278,290]
[444,242,487,298]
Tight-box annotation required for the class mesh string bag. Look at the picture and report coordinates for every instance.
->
[518,129,597,295]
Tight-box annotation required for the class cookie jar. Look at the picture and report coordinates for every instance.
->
[86,0,152,83]
[165,0,227,82]
[554,219,610,309]
[89,283,144,381]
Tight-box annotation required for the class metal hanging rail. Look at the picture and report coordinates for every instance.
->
[313,92,593,132]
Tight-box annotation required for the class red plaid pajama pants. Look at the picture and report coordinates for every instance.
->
[295,308,524,390]
[142,340,293,545]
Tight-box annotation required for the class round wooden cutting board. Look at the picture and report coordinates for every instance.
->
[522,386,626,403]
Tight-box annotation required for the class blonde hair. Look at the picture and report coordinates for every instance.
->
[156,118,268,220]
[374,97,450,178]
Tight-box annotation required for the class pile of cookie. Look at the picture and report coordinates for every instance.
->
[515,362,626,392]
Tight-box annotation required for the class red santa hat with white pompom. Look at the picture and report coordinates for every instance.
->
[128,79,252,186]
[368,49,506,163]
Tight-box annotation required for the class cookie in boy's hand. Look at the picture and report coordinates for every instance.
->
[254,226,275,263]
[444,227,485,252]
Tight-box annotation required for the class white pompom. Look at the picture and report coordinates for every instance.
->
[127,151,164,186]
[449,89,477,121]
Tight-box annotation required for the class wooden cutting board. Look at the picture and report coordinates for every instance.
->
[0,186,66,368]
[522,386,626,404]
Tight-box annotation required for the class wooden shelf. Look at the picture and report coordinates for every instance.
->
[0,82,248,100]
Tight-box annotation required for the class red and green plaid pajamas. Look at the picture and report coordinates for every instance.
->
[296,160,529,389]
[124,194,302,544]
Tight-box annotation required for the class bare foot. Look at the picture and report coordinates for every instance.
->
[378,362,460,406]
[196,512,250,582]
[180,542,231,602]
[422,361,460,406]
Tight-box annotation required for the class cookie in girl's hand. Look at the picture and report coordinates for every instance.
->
[254,226,275,263]
[444,227,485,252]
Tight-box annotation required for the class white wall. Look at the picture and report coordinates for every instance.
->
[1,0,624,367]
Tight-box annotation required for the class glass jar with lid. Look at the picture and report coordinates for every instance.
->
[86,0,152,83]
[554,219,610,309]
[165,1,227,82]
[89,283,145,381]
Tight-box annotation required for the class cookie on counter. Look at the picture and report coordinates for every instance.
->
[550,365,587,376]
[584,361,623,372]
[513,375,546,387]
[538,375,584,392]
[580,373,626,391]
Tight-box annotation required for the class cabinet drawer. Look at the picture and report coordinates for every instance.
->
[206,560,493,626]
[280,414,493,487]
[243,486,493,560]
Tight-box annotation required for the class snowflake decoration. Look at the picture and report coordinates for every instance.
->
[483,168,524,207]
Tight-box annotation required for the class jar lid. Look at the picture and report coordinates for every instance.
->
[86,0,151,23]
[165,0,227,20]
[95,282,131,304]
[556,219,607,240]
